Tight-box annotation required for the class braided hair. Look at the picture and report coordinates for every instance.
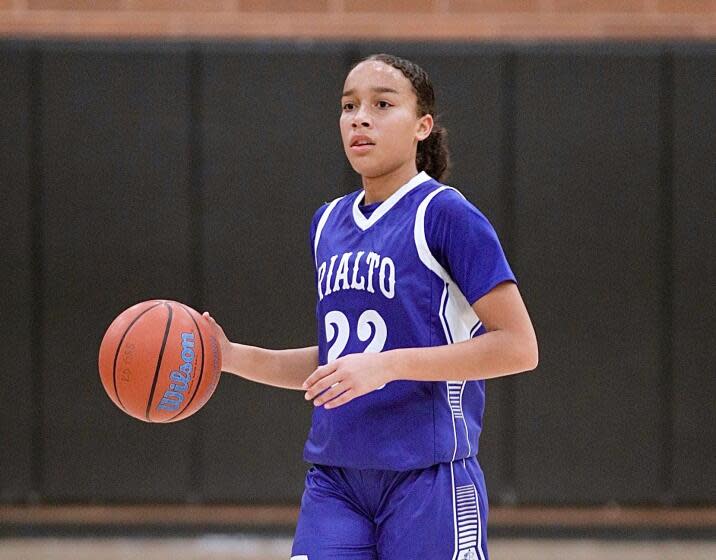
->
[353,53,451,182]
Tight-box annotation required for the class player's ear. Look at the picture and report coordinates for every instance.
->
[416,113,433,142]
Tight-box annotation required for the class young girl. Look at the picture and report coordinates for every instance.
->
[204,53,538,560]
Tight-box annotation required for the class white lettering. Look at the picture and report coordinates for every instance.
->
[324,254,338,296]
[365,252,380,294]
[379,257,396,298]
[317,261,327,300]
[350,251,366,290]
[316,250,396,300]
[333,252,352,293]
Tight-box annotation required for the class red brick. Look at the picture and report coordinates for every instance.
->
[491,13,600,37]
[344,0,435,13]
[656,0,716,13]
[239,0,329,12]
[126,0,234,11]
[603,21,698,36]
[0,0,14,9]
[498,21,601,38]
[28,0,123,9]
[694,19,716,35]
[3,5,714,39]
[554,0,646,13]
[449,0,540,13]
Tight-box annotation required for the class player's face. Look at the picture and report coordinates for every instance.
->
[340,61,432,179]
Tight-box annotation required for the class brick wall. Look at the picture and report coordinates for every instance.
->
[0,1,715,40]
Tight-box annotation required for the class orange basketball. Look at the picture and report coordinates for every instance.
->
[98,300,222,422]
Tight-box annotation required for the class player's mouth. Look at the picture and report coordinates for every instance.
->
[350,135,375,153]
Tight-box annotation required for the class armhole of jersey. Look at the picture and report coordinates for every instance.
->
[414,186,481,344]
[313,196,343,268]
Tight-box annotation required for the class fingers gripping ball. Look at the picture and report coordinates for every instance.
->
[98,300,223,422]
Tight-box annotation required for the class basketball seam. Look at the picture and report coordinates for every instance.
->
[111,301,164,415]
[165,304,206,422]
[145,302,173,422]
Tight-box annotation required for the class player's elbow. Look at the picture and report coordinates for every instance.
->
[517,332,539,372]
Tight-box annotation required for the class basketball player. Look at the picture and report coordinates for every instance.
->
[204,53,538,560]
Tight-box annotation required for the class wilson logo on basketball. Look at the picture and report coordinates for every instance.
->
[156,332,195,412]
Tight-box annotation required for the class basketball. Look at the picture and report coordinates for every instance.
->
[98,300,223,422]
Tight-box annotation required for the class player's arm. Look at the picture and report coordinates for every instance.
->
[203,312,318,391]
[387,280,538,382]
[303,281,537,408]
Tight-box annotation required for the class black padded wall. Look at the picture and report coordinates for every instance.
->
[0,46,34,502]
[511,46,665,503]
[198,45,347,502]
[671,45,716,503]
[39,43,196,501]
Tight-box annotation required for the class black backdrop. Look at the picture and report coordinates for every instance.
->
[1,39,714,506]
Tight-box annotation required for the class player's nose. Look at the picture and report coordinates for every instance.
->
[351,106,372,128]
[351,118,371,129]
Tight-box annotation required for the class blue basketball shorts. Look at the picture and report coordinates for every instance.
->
[290,456,489,560]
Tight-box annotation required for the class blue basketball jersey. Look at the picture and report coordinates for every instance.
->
[304,171,516,470]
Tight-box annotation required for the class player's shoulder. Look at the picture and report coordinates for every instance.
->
[312,193,349,221]
[311,201,331,222]
[421,181,488,223]
[310,192,356,237]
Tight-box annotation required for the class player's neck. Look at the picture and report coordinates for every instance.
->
[361,163,420,205]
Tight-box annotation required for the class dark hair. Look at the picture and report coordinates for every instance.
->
[352,53,451,182]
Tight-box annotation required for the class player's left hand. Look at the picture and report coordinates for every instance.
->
[302,352,393,409]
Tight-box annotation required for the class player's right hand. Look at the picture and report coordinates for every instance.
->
[202,312,231,358]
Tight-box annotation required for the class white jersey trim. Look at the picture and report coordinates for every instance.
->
[352,170,431,231]
[415,185,482,462]
[450,464,459,560]
[455,484,479,553]
[450,464,486,560]
[414,186,481,342]
[313,196,344,268]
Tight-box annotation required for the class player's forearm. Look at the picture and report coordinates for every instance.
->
[386,329,538,383]
[222,343,319,390]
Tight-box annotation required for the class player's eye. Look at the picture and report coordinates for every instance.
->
[377,100,392,109]
[342,102,355,111]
